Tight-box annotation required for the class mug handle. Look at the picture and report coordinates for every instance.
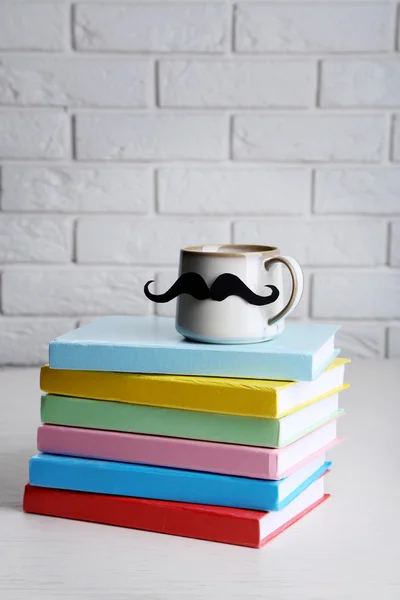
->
[264,256,304,326]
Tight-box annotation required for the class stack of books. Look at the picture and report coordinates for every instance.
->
[23,316,348,548]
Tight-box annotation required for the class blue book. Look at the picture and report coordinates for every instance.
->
[29,453,331,512]
[49,316,340,381]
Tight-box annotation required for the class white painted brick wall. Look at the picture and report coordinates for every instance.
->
[0,57,152,107]
[233,219,387,266]
[76,217,230,264]
[1,166,153,213]
[314,169,400,214]
[233,115,385,162]
[74,3,227,52]
[159,60,315,108]
[0,0,399,363]
[0,3,66,51]
[312,272,400,319]
[76,114,228,160]
[234,3,392,52]
[0,318,77,365]
[158,168,311,215]
[0,216,73,263]
[335,325,386,359]
[2,268,153,316]
[0,110,69,159]
[320,60,400,107]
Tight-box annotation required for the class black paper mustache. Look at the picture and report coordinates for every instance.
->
[144,272,280,306]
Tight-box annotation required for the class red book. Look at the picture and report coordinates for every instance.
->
[23,478,328,548]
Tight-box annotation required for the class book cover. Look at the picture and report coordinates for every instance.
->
[37,421,342,480]
[40,358,349,419]
[29,452,331,511]
[23,478,329,549]
[49,316,340,381]
[41,393,343,448]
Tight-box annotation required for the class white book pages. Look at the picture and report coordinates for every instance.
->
[312,336,335,376]
[277,454,326,502]
[260,478,325,542]
[278,364,345,415]
[277,420,337,476]
[279,394,340,445]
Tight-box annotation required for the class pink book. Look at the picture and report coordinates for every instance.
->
[38,418,342,480]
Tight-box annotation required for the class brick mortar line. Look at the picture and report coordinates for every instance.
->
[1,50,399,58]
[154,60,160,108]
[387,222,393,265]
[1,213,398,221]
[10,161,392,166]
[382,112,395,165]
[70,3,76,52]
[0,314,399,323]
[1,210,400,219]
[0,315,397,326]
[392,1,400,50]
[0,160,399,168]
[71,219,78,263]
[0,108,399,115]
[20,0,400,4]
[3,212,400,218]
[1,107,398,113]
[310,169,318,215]
[0,159,395,166]
[315,59,322,108]
[0,316,80,321]
[70,114,77,160]
[385,326,391,358]
[229,3,236,55]
[66,2,74,53]
[0,265,396,271]
[152,170,159,214]
[308,317,400,323]
[228,114,234,160]
[1,264,399,271]
[307,272,313,318]
[389,113,397,160]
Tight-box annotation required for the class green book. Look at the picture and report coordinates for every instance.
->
[41,394,342,448]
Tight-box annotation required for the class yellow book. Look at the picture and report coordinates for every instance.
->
[40,358,349,419]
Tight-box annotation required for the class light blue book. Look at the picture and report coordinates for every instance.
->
[29,453,331,512]
[49,316,340,381]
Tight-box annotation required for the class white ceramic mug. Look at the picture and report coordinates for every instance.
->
[173,244,303,344]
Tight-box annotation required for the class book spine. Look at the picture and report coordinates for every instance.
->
[40,394,283,448]
[41,366,279,419]
[37,425,283,479]
[29,454,280,511]
[23,485,261,548]
[50,342,312,381]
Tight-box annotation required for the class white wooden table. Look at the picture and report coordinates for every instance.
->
[1,361,399,600]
